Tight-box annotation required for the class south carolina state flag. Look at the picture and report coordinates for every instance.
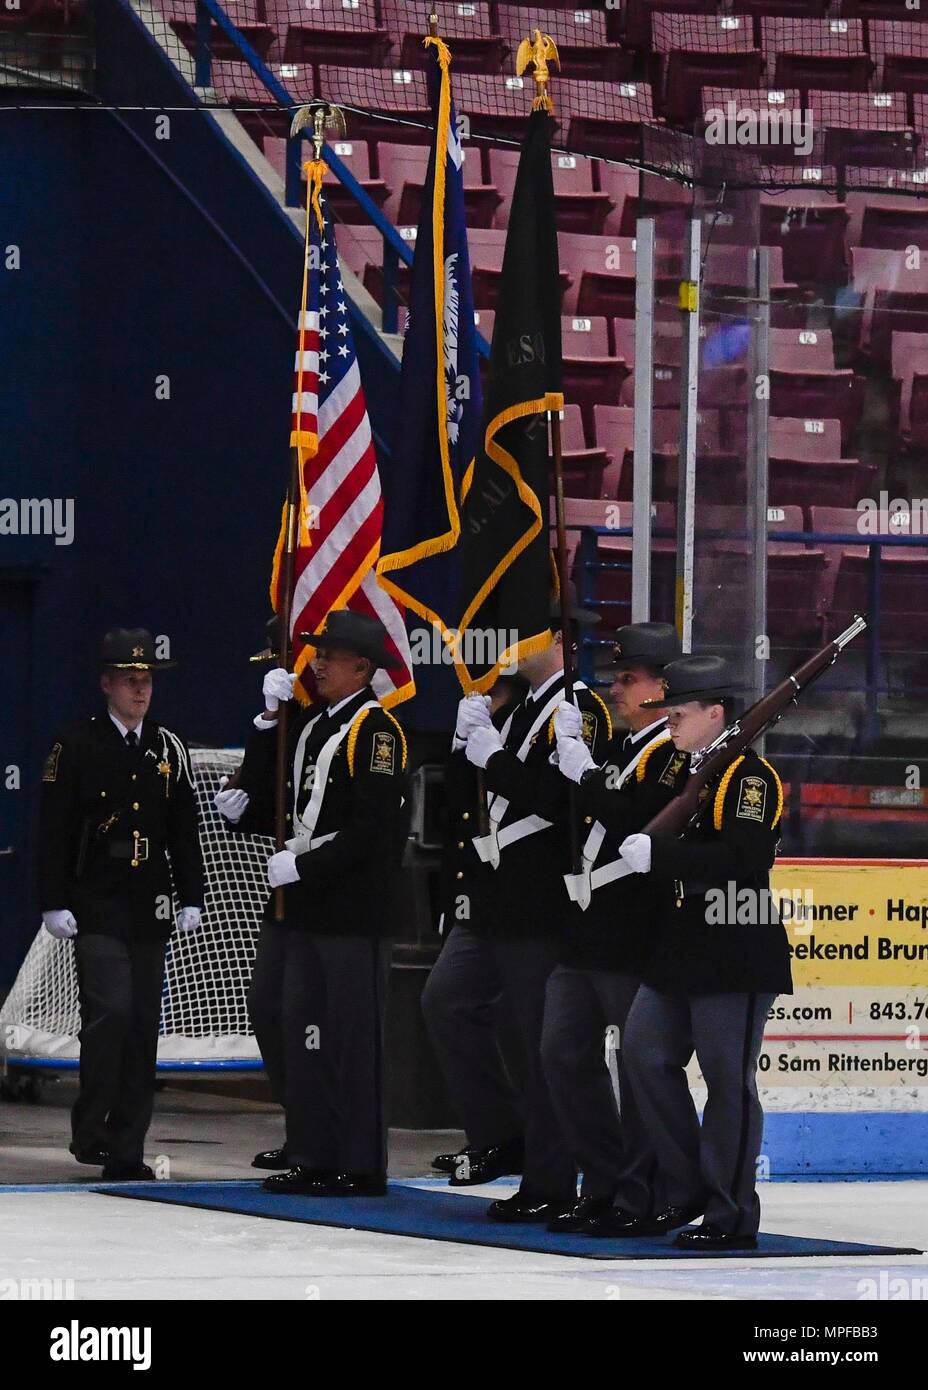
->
[376,35,483,673]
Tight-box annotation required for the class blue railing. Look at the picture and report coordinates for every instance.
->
[573,524,927,736]
[188,0,491,344]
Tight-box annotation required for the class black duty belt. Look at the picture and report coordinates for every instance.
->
[107,832,152,866]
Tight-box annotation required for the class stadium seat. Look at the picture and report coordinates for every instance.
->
[870,18,928,96]
[769,416,843,460]
[495,6,633,81]
[759,192,849,286]
[807,502,928,614]
[265,0,391,66]
[827,551,928,647]
[890,332,928,435]
[561,316,627,443]
[317,66,431,143]
[558,404,609,499]
[870,286,928,367]
[848,245,928,358]
[807,90,915,170]
[769,326,835,370]
[488,149,612,234]
[262,136,389,222]
[769,369,865,451]
[377,142,499,228]
[860,202,928,251]
[763,17,872,95]
[565,81,656,163]
[166,0,275,61]
[592,404,636,496]
[381,0,507,74]
[769,456,877,509]
[623,0,712,54]
[651,12,762,127]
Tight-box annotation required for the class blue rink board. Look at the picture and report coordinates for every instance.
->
[761,1113,928,1175]
[97,1182,922,1260]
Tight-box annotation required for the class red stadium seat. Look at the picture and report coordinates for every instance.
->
[769,327,835,371]
[763,17,872,95]
[167,0,275,61]
[870,18,928,96]
[317,65,431,143]
[488,149,612,234]
[561,316,628,443]
[265,0,391,65]
[827,552,928,647]
[565,81,655,163]
[806,90,915,169]
[861,202,928,251]
[262,136,389,223]
[651,12,762,127]
[769,457,877,509]
[377,142,499,228]
[769,416,843,460]
[759,192,849,286]
[592,404,636,496]
[496,6,633,81]
[623,0,712,53]
[381,0,507,74]
[770,369,865,452]
[558,404,609,498]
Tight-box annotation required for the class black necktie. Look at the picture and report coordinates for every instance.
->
[125,731,138,750]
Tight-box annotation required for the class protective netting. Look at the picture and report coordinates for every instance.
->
[8,0,928,193]
[0,749,270,1067]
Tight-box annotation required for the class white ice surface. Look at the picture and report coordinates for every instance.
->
[1,1179,926,1301]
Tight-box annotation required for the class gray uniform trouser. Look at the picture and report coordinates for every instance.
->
[421,924,576,1203]
[541,965,657,1211]
[623,985,776,1237]
[248,922,392,1175]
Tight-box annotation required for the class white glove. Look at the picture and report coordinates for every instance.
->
[453,694,492,750]
[177,907,202,933]
[262,668,297,712]
[553,701,582,740]
[43,909,77,940]
[557,736,597,784]
[465,724,504,768]
[619,833,652,874]
[267,849,300,888]
[215,776,249,824]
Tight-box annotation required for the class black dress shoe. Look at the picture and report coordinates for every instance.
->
[69,1144,109,1166]
[333,1174,388,1197]
[548,1195,616,1233]
[448,1137,525,1186]
[100,1163,155,1181]
[582,1205,650,1238]
[432,1146,474,1172]
[674,1224,758,1251]
[486,1193,575,1224]
[252,1147,290,1170]
[641,1203,706,1236]
[262,1167,337,1195]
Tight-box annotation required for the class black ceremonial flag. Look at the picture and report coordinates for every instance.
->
[453,109,563,691]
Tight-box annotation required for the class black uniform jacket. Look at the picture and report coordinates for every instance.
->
[457,674,611,939]
[235,685,409,937]
[562,724,691,974]
[38,710,204,941]
[644,747,794,996]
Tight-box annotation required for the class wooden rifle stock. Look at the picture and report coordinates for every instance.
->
[641,616,867,842]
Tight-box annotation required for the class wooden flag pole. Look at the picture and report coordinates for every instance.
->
[273,453,299,923]
[551,408,582,875]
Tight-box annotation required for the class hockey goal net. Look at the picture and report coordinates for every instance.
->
[0,749,271,1069]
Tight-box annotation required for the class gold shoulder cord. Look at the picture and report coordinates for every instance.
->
[347,708,409,776]
[713,755,784,830]
[635,732,673,782]
[546,689,613,743]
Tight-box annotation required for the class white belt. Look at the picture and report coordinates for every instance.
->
[284,830,338,855]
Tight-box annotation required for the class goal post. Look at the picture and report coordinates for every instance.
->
[0,749,271,1072]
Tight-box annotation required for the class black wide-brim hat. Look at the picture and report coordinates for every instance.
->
[640,654,744,709]
[250,614,282,664]
[551,580,600,629]
[100,628,177,671]
[613,621,682,671]
[299,609,399,670]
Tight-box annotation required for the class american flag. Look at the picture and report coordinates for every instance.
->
[273,177,414,707]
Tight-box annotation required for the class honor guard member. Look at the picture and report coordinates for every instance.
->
[421,586,611,1223]
[38,628,204,1180]
[541,622,689,1235]
[618,655,793,1250]
[430,673,528,1180]
[216,610,408,1197]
